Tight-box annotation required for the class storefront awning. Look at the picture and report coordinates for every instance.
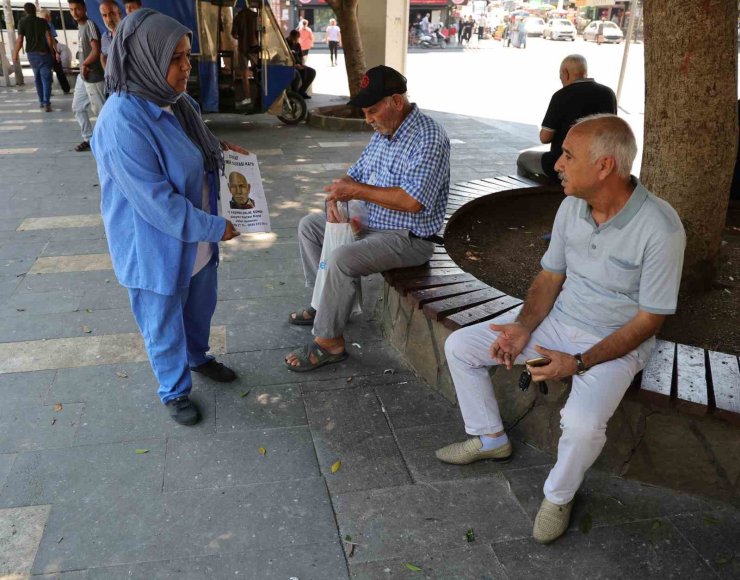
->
[574,0,616,6]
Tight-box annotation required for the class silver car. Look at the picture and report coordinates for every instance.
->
[524,16,545,37]
[583,20,624,43]
[543,19,576,41]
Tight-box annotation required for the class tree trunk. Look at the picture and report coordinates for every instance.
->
[326,0,367,99]
[641,0,737,288]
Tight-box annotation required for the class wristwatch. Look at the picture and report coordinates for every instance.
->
[574,353,588,375]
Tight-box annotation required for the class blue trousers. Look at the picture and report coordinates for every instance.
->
[27,52,53,106]
[128,255,218,403]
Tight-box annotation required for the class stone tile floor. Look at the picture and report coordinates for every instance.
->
[0,79,738,579]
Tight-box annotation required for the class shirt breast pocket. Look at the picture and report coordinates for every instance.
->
[377,164,404,188]
[607,255,642,294]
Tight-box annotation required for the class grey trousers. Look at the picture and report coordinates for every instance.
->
[516,150,545,177]
[298,212,435,338]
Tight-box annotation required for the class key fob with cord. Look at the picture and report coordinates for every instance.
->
[519,371,548,394]
[518,370,532,391]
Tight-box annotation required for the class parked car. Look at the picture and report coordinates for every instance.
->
[583,20,624,43]
[543,19,576,41]
[524,16,545,36]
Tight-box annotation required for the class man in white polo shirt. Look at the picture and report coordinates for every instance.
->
[436,114,686,544]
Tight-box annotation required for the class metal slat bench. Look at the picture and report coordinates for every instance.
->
[382,175,740,425]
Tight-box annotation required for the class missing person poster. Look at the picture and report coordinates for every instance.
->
[219,151,271,233]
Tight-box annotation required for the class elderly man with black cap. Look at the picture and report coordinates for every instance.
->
[285,65,450,371]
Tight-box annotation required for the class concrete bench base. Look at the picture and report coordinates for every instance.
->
[380,280,740,507]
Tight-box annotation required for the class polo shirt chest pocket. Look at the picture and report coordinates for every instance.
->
[605,254,642,294]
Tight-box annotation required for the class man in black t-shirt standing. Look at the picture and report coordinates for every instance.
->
[517,55,617,180]
[12,3,56,111]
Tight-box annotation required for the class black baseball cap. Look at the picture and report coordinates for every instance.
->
[347,65,407,108]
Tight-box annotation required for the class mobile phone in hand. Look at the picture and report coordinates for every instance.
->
[525,356,551,367]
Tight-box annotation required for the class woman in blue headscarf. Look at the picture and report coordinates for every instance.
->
[91,9,246,426]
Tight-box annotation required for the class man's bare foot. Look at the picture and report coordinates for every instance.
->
[285,335,345,367]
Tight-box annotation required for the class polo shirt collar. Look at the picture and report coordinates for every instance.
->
[579,176,648,229]
[388,104,419,142]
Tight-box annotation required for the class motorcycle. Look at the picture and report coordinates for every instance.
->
[419,27,447,49]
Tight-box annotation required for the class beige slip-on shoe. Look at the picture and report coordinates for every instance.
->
[533,498,575,544]
[434,437,513,465]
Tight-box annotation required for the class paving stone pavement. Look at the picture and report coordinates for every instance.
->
[1,79,738,580]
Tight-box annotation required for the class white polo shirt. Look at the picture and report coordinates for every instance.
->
[541,178,686,357]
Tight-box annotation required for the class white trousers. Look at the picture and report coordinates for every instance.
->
[72,76,105,141]
[444,310,646,504]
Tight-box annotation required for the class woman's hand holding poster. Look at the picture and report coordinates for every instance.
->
[219,151,271,233]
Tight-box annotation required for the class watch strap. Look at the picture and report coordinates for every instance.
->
[574,353,587,375]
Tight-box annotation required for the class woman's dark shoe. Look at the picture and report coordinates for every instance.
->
[165,395,200,425]
[191,360,237,382]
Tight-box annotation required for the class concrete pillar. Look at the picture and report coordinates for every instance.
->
[2,0,24,85]
[357,0,409,75]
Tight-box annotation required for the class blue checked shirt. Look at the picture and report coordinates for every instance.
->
[347,105,450,237]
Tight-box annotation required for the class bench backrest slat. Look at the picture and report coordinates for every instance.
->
[408,279,491,308]
[708,351,740,424]
[443,296,522,330]
[423,286,507,321]
[394,273,478,295]
[675,344,709,415]
[639,339,675,406]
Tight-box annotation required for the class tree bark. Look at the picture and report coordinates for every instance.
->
[325,0,367,99]
[641,0,737,288]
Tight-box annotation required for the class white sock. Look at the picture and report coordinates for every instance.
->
[480,433,509,451]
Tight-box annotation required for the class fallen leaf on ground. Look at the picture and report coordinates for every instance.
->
[259,447,267,456]
[53,403,63,412]
[240,390,251,398]
[50,418,56,425]
[651,520,662,530]
[383,369,395,375]
[404,563,422,572]
[346,376,353,383]
[86,308,93,313]
[115,371,128,379]
[82,325,92,333]
[465,528,475,542]
[135,449,149,454]
[342,533,357,557]
[351,342,362,349]
[330,460,341,474]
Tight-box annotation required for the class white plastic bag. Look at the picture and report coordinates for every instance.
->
[311,221,362,315]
